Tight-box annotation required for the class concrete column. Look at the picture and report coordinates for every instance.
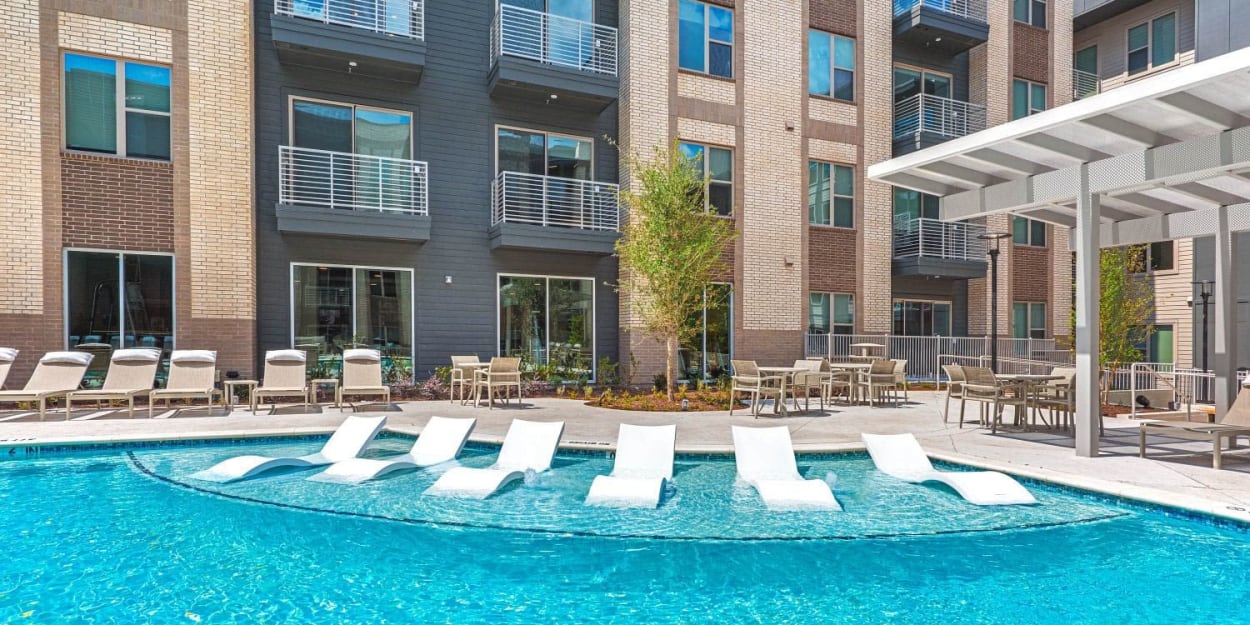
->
[1074,165,1101,457]
[1213,206,1240,416]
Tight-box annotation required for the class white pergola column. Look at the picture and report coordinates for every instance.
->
[1213,207,1240,416]
[1074,164,1101,457]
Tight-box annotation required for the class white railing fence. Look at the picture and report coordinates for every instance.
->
[892,0,988,23]
[892,217,988,261]
[893,93,988,140]
[1073,68,1100,100]
[275,0,424,39]
[491,4,618,76]
[279,146,429,214]
[491,171,620,231]
[805,334,1059,382]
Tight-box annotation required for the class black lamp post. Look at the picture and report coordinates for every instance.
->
[980,232,1012,373]
[1192,280,1213,376]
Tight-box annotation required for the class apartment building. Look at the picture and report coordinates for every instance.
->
[0,0,255,385]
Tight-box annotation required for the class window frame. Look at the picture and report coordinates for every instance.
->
[1012,216,1048,247]
[289,262,416,362]
[493,124,595,177]
[680,141,734,216]
[1013,0,1047,28]
[891,299,952,337]
[62,52,172,161]
[288,96,415,155]
[63,248,177,351]
[681,282,734,381]
[808,30,855,102]
[678,0,734,79]
[1127,12,1178,76]
[809,291,854,335]
[1011,78,1047,120]
[496,272,598,381]
[808,160,855,229]
[1012,301,1047,339]
[1129,241,1176,274]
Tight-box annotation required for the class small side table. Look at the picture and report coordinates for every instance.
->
[223,379,257,413]
[310,378,341,409]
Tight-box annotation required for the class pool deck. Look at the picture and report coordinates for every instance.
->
[2,392,1248,523]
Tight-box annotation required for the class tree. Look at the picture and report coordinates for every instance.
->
[1072,245,1156,373]
[616,141,738,400]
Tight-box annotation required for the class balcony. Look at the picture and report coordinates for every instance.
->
[892,0,989,55]
[271,0,426,83]
[488,171,620,254]
[276,146,431,242]
[892,217,988,278]
[893,93,987,155]
[488,4,618,111]
[1073,68,1101,100]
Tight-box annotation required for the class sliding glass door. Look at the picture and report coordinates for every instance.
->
[498,275,595,380]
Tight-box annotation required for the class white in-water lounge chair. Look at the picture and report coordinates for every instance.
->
[191,415,387,482]
[731,425,841,511]
[585,423,676,508]
[861,433,1036,506]
[424,419,564,499]
[309,416,477,484]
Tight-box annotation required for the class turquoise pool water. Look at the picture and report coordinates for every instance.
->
[4,436,1250,624]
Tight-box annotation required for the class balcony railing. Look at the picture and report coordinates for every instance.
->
[490,4,618,76]
[491,172,619,231]
[893,93,987,141]
[1073,68,1100,100]
[275,0,424,39]
[893,217,987,262]
[279,146,429,215]
[892,0,988,24]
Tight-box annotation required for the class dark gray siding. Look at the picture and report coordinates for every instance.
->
[255,0,620,379]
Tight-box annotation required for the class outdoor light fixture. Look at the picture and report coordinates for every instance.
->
[979,232,1012,373]
[445,275,453,285]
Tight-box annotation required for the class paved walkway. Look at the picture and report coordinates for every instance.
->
[2,392,1248,522]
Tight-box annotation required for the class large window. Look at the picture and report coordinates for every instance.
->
[66,251,174,354]
[1137,324,1175,363]
[809,292,854,335]
[808,161,854,228]
[808,31,854,101]
[496,126,592,179]
[1012,302,1047,339]
[1011,79,1047,120]
[499,275,594,379]
[291,99,412,157]
[1128,13,1176,76]
[680,142,733,216]
[64,53,170,160]
[1012,216,1047,246]
[288,99,415,211]
[1130,241,1175,273]
[499,0,595,68]
[680,284,732,380]
[893,300,951,337]
[678,0,733,78]
[893,187,939,222]
[291,264,413,360]
[1013,0,1046,28]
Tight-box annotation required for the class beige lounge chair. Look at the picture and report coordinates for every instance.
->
[729,360,783,417]
[1140,384,1250,470]
[338,348,391,409]
[65,348,161,419]
[449,355,481,404]
[148,350,219,417]
[0,351,93,420]
[253,350,311,413]
[0,348,16,389]
[473,357,522,409]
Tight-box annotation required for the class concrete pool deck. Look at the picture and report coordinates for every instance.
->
[2,391,1248,523]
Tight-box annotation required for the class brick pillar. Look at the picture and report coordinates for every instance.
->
[859,0,893,334]
[1050,226,1073,342]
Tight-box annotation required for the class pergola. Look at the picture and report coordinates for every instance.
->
[868,47,1250,457]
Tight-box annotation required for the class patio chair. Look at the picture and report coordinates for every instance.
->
[311,416,476,483]
[338,348,391,409]
[729,360,783,417]
[148,350,219,417]
[961,366,1026,433]
[865,359,900,407]
[791,359,828,412]
[941,364,966,423]
[65,348,161,419]
[892,359,910,402]
[425,419,565,498]
[192,415,387,482]
[473,357,522,409]
[449,355,481,404]
[253,350,311,413]
[585,423,677,508]
[1139,383,1250,470]
[0,351,93,421]
[0,348,16,390]
[731,425,841,510]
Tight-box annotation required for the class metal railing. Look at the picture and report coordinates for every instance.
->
[491,171,619,231]
[1073,68,1100,100]
[892,217,988,262]
[893,94,987,141]
[279,146,429,214]
[490,4,617,76]
[892,0,988,23]
[804,334,1058,382]
[275,0,424,39]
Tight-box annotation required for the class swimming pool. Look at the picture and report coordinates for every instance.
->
[4,435,1249,624]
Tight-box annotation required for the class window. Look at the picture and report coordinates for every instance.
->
[66,251,174,355]
[809,292,854,335]
[1011,79,1046,120]
[679,142,733,216]
[808,161,854,228]
[680,284,733,380]
[678,0,733,78]
[808,31,854,101]
[1012,216,1047,246]
[499,0,595,69]
[892,300,951,336]
[1013,0,1046,28]
[291,264,414,365]
[1128,13,1176,75]
[1138,325,1175,363]
[496,126,592,179]
[1074,46,1099,99]
[1129,241,1175,273]
[64,53,170,160]
[892,187,939,222]
[288,98,416,210]
[499,275,595,379]
[892,66,953,138]
[1012,302,1047,339]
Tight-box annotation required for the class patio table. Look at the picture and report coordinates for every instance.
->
[829,362,872,404]
[995,373,1066,429]
[758,366,807,417]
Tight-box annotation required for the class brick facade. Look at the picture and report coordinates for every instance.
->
[1011,245,1052,302]
[810,0,856,38]
[808,227,858,293]
[1012,23,1051,85]
[61,154,175,252]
